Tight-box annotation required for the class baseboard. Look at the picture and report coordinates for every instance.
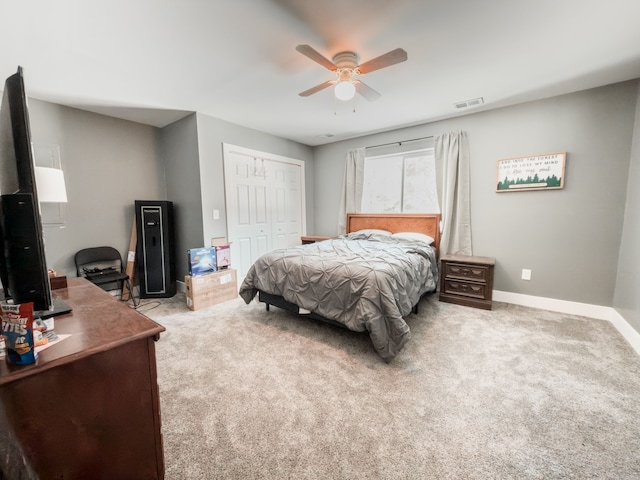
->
[176,280,186,293]
[493,290,640,356]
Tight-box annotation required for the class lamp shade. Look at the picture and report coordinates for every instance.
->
[334,81,356,101]
[35,166,68,203]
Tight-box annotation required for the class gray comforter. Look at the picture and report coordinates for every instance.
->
[239,232,438,360]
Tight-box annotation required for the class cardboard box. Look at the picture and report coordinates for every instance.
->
[215,245,231,269]
[188,247,217,276]
[185,269,237,311]
[211,237,227,247]
[210,237,231,269]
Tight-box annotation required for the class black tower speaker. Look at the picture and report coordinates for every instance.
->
[135,200,176,298]
[0,193,51,310]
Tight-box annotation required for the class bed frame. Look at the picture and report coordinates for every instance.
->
[346,213,441,257]
[258,213,442,326]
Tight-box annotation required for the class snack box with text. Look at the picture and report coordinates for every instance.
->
[1,302,37,365]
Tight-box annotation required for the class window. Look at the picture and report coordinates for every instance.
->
[361,147,439,213]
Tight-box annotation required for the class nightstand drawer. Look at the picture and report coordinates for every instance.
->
[442,262,491,283]
[441,279,490,300]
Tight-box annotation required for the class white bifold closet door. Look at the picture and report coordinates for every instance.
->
[223,144,306,279]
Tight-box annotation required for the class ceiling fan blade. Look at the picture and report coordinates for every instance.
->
[299,80,334,97]
[296,44,337,71]
[355,81,381,101]
[357,48,408,74]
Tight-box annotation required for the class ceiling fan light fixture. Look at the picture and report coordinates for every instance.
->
[297,45,407,102]
[334,80,356,101]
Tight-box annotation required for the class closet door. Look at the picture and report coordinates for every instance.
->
[224,153,272,278]
[223,145,305,279]
[269,160,302,250]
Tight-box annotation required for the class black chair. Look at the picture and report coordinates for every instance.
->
[75,246,137,306]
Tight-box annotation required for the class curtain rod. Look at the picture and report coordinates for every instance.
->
[366,135,433,150]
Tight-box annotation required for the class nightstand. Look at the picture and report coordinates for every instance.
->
[439,254,495,310]
[301,235,335,245]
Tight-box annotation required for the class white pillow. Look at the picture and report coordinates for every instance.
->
[353,229,392,236]
[392,232,435,245]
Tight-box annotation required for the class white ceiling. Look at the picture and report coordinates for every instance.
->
[2,0,640,147]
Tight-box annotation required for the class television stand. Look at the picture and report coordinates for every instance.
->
[0,277,165,478]
[34,295,72,319]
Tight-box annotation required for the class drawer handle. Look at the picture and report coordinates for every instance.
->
[458,284,482,293]
[449,266,484,279]
[448,282,484,294]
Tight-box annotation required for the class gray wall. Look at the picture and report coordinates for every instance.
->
[28,99,164,277]
[195,112,315,246]
[313,81,639,308]
[27,101,314,284]
[23,80,640,334]
[157,114,202,281]
[159,112,315,281]
[614,86,640,331]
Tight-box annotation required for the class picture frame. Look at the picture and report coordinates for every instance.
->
[496,152,566,192]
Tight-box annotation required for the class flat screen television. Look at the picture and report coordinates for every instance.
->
[0,66,71,318]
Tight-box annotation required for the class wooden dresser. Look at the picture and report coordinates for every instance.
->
[0,278,166,479]
[439,254,496,310]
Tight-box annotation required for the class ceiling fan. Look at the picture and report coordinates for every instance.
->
[296,44,408,102]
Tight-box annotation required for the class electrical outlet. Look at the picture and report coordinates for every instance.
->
[521,269,532,281]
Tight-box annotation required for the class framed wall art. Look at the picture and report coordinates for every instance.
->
[496,152,566,192]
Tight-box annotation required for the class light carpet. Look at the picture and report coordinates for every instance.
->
[141,292,640,480]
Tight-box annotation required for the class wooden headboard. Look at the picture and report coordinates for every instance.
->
[346,213,441,257]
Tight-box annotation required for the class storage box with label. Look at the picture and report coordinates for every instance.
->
[185,269,237,310]
[211,237,231,269]
[215,245,231,269]
[188,247,217,276]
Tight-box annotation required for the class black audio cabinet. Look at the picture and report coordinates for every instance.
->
[135,200,176,298]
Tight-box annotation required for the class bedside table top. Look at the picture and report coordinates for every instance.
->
[301,235,335,242]
[440,254,495,266]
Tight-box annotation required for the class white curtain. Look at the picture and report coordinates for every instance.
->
[435,131,472,255]
[337,147,366,234]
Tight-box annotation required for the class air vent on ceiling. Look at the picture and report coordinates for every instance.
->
[453,97,484,110]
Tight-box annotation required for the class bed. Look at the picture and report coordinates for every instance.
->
[239,213,441,361]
